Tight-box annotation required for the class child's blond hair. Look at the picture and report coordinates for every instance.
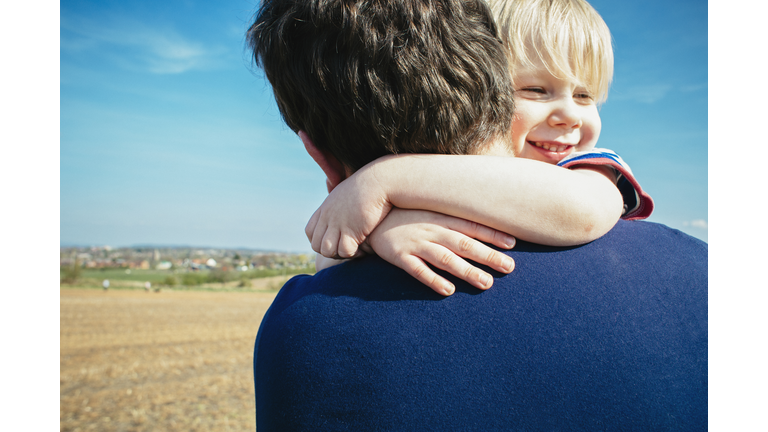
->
[487,0,613,103]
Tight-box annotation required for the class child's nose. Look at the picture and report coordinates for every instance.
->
[548,100,582,129]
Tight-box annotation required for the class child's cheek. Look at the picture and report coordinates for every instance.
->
[578,109,601,151]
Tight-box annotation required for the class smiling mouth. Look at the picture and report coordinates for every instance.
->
[529,141,572,153]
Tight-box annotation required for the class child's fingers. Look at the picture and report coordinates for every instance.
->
[337,234,360,259]
[358,240,375,256]
[396,255,456,296]
[415,243,495,291]
[438,230,515,275]
[445,218,516,250]
[485,228,516,250]
[305,210,321,243]
[320,228,342,259]
[310,222,324,253]
[310,220,334,256]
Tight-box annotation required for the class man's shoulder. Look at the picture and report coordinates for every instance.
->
[254,220,708,430]
[261,219,707,339]
[263,254,434,320]
[603,219,706,247]
[504,219,706,266]
[258,218,709,353]
[272,220,707,309]
[604,219,708,259]
[612,219,706,242]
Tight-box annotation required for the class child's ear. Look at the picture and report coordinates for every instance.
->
[299,131,348,192]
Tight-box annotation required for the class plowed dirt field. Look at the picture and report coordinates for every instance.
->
[60,288,277,431]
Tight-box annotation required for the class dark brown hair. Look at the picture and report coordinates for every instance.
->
[248,0,514,171]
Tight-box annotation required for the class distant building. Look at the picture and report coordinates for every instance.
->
[156,261,172,270]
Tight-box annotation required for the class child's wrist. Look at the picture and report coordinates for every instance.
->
[358,155,398,205]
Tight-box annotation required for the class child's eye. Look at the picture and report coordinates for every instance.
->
[574,92,595,104]
[519,87,546,94]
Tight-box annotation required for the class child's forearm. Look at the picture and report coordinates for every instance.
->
[363,153,623,246]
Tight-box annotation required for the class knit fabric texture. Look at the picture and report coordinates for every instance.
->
[254,220,708,431]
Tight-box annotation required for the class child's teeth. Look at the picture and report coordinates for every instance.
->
[533,142,568,152]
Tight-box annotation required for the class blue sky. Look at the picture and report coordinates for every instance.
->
[58,0,708,251]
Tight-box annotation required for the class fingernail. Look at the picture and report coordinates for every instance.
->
[444,282,455,295]
[504,236,516,248]
[501,258,514,272]
[479,274,492,289]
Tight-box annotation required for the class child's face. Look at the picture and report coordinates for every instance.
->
[510,61,601,164]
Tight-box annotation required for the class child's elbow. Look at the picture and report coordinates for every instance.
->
[577,184,624,244]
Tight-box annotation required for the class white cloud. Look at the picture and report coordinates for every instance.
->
[61,14,227,74]
[683,219,708,230]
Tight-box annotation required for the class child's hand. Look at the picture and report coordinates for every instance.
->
[367,208,516,296]
[305,164,392,259]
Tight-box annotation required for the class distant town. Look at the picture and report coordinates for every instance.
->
[60,245,315,273]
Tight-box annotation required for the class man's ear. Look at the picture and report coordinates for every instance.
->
[299,131,348,192]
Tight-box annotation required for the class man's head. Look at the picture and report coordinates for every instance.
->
[487,0,613,104]
[247,0,515,174]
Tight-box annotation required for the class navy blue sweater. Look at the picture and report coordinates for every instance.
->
[254,220,707,430]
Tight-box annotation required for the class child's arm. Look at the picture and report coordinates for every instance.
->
[366,208,516,295]
[314,208,517,295]
[306,152,623,259]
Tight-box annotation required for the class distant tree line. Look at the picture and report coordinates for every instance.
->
[161,266,314,287]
